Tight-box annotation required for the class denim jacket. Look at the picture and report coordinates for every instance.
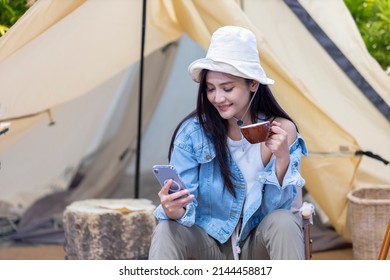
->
[154,116,307,245]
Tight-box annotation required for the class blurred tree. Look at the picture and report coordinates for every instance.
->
[344,0,390,71]
[0,0,33,36]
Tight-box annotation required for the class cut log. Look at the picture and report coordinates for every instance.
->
[63,198,156,260]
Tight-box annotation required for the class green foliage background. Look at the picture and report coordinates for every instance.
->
[0,0,389,70]
[0,0,30,36]
[344,0,390,70]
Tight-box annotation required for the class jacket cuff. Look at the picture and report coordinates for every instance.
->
[264,157,305,189]
[153,203,196,227]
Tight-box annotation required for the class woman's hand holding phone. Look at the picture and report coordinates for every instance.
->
[158,179,194,220]
[152,164,195,219]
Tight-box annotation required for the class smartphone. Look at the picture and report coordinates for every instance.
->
[152,165,187,195]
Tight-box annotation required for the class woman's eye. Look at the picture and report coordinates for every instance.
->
[224,88,233,92]
[206,87,215,93]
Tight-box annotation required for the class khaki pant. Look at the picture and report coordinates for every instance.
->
[148,209,304,260]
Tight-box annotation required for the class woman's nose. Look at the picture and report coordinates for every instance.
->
[214,89,226,103]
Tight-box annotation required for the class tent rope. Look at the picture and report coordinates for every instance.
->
[355,150,389,165]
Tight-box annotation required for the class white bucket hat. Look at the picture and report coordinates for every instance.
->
[188,26,274,85]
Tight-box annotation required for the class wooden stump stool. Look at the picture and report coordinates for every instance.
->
[63,198,156,260]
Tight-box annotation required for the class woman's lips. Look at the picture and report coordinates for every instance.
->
[217,104,231,112]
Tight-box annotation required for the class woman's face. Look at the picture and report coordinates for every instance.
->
[205,71,258,124]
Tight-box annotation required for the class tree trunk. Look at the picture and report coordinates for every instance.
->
[63,198,156,260]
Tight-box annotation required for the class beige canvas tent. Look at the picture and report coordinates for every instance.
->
[0,0,389,243]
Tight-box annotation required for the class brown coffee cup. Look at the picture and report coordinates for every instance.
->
[240,121,271,144]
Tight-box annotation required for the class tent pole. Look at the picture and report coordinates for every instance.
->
[135,0,147,198]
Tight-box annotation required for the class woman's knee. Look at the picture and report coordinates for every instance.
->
[149,220,222,259]
[149,221,188,259]
[151,220,189,245]
[256,210,304,259]
[261,209,302,235]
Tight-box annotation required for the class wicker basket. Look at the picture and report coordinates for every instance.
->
[347,185,390,260]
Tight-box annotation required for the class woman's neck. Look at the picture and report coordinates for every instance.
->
[227,116,251,141]
[227,125,242,141]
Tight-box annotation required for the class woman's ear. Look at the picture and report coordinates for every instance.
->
[250,80,259,92]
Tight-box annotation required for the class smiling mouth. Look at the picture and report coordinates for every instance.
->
[218,104,232,111]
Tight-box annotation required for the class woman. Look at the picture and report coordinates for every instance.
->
[149,26,307,260]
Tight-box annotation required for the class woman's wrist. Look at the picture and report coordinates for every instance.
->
[275,155,290,185]
[167,207,186,220]
[276,155,290,166]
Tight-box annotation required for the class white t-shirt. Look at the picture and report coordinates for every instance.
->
[227,135,264,194]
[227,134,265,259]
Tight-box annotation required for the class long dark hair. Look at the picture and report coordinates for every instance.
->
[169,69,297,196]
